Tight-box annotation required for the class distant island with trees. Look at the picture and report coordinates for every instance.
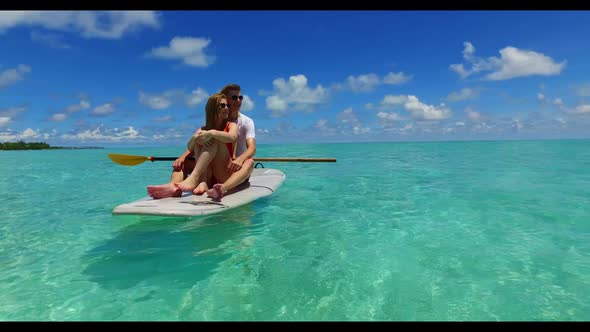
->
[0,141,103,150]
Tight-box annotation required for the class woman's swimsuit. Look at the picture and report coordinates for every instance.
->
[223,121,234,157]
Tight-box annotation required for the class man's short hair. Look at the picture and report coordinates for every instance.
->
[220,84,241,96]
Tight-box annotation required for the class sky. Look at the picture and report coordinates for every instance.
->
[1,10,590,146]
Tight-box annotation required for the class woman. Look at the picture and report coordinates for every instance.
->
[174,93,238,195]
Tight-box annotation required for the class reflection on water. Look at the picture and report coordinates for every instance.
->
[81,204,258,291]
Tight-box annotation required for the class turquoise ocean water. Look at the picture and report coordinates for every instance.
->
[1,140,589,321]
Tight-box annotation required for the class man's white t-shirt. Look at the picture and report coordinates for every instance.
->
[235,113,255,157]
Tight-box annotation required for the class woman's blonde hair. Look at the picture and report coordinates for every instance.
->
[202,93,227,130]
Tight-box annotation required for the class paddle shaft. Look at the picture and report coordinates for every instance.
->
[152,157,336,162]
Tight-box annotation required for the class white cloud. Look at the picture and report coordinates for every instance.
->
[52,113,67,121]
[92,103,115,115]
[377,111,402,122]
[66,99,90,113]
[256,128,270,134]
[266,95,288,112]
[400,123,414,133]
[185,87,208,107]
[0,11,160,39]
[139,91,173,110]
[153,115,174,122]
[336,108,370,135]
[352,125,370,135]
[0,105,28,126]
[345,74,380,92]
[449,64,470,79]
[538,92,565,107]
[450,42,496,79]
[337,108,360,126]
[446,88,479,102]
[450,41,565,81]
[573,104,590,114]
[265,74,328,116]
[376,95,409,111]
[140,126,190,142]
[276,121,296,134]
[383,71,412,85]
[0,127,49,142]
[61,125,143,142]
[405,95,452,121]
[140,87,209,109]
[0,117,10,127]
[0,105,28,118]
[376,111,402,129]
[375,94,451,121]
[147,36,215,67]
[241,95,255,112]
[30,31,71,49]
[315,118,329,129]
[50,95,90,121]
[384,95,408,104]
[337,71,412,93]
[22,128,39,138]
[472,122,494,133]
[466,107,483,121]
[487,47,566,81]
[0,64,31,89]
[575,84,590,97]
[512,119,524,131]
[535,96,589,116]
[463,41,475,59]
[442,127,455,134]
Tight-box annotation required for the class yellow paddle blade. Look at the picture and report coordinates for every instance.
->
[107,153,151,166]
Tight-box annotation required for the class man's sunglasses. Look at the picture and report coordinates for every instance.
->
[231,95,244,101]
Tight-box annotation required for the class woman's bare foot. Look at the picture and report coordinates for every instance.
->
[175,174,199,191]
[193,182,208,195]
[147,183,182,199]
[206,183,225,200]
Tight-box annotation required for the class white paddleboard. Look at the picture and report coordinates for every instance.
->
[113,168,285,217]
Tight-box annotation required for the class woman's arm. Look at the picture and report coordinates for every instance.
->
[200,123,238,143]
[186,128,202,150]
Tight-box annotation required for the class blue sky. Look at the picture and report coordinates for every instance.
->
[1,10,590,146]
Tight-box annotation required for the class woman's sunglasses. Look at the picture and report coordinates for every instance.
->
[231,95,244,101]
[219,103,229,109]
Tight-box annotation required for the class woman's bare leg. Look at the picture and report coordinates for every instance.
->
[147,157,196,199]
[176,143,217,191]
[207,158,254,199]
[206,142,233,199]
[222,158,254,192]
[193,182,209,195]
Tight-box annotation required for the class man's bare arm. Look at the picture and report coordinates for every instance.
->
[228,138,256,173]
[173,148,192,170]
[239,138,256,161]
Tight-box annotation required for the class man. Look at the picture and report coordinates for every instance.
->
[147,83,256,199]
[205,84,256,199]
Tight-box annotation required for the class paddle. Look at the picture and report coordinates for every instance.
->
[107,153,336,166]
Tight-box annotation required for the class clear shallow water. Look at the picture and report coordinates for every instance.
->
[0,140,589,321]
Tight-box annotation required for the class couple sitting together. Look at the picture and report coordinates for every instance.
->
[147,84,256,200]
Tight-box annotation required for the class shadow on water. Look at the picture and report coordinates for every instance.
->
[81,204,259,291]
